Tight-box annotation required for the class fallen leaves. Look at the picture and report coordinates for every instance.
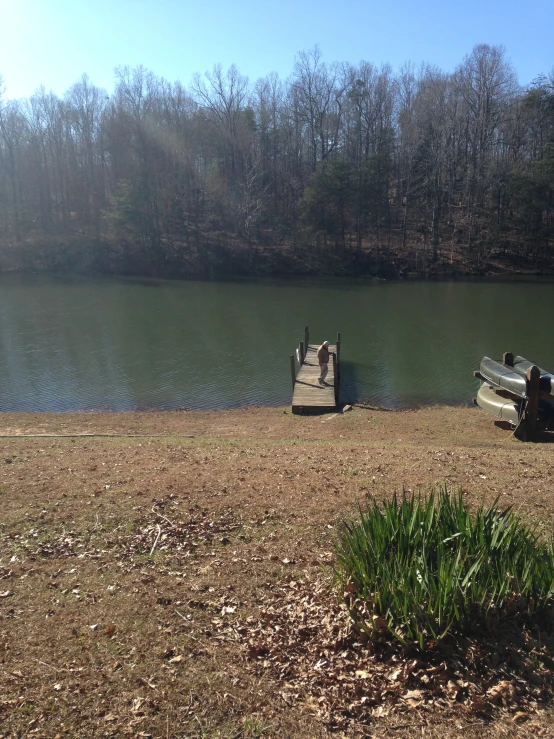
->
[3,499,241,566]
[225,573,554,731]
[3,418,554,737]
[487,680,516,705]
[124,504,241,560]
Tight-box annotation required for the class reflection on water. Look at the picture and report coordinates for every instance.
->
[1,273,554,412]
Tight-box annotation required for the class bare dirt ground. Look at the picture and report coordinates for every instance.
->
[1,405,554,738]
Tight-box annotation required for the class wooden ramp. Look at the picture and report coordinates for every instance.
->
[291,340,339,415]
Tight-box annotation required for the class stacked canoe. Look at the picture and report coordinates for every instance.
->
[475,355,554,430]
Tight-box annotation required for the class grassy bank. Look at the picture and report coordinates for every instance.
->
[1,405,554,738]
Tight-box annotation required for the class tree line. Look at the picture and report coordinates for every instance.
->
[0,44,553,278]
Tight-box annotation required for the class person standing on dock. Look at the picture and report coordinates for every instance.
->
[317,341,330,385]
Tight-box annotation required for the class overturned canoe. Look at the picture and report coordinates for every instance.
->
[476,383,521,425]
[479,357,527,398]
[511,356,554,395]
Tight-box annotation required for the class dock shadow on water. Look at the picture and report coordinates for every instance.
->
[340,360,406,408]
[338,360,364,406]
[340,360,448,410]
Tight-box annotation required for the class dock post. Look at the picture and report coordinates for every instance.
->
[503,352,514,366]
[332,352,338,406]
[304,326,309,357]
[290,355,296,390]
[336,332,341,383]
[299,341,304,365]
[524,365,540,441]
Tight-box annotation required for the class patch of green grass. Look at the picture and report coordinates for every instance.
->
[241,716,266,737]
[335,486,554,649]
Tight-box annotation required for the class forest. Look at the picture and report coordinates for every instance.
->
[0,44,553,278]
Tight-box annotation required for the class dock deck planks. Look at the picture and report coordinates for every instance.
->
[292,344,337,414]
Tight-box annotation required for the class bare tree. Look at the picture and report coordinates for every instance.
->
[455,44,518,255]
[291,47,347,170]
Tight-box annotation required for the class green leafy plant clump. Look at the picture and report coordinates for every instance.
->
[335,487,554,649]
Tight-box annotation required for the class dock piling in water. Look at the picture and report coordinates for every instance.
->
[336,332,341,384]
[290,355,296,389]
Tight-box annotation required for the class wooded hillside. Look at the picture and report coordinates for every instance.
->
[1,45,553,277]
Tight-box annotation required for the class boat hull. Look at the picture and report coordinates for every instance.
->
[476,383,521,426]
[512,356,554,394]
[479,357,527,397]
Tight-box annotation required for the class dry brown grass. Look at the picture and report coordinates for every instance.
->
[1,405,554,738]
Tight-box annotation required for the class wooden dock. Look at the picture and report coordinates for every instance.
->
[291,328,340,415]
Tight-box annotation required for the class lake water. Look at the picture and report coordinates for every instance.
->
[1,273,554,412]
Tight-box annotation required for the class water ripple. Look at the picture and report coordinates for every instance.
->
[2,274,554,412]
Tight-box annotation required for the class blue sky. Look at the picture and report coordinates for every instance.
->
[0,0,552,100]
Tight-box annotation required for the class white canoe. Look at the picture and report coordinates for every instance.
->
[476,383,521,426]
